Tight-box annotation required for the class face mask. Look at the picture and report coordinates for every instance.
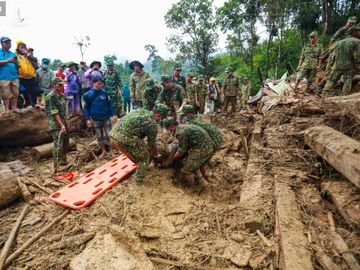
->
[227,72,232,76]
[42,64,49,69]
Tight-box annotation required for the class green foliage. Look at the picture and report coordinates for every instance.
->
[49,59,63,71]
[164,0,218,76]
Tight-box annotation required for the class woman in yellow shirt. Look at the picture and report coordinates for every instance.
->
[15,40,38,107]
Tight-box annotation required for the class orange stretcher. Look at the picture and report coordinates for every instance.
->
[49,154,137,210]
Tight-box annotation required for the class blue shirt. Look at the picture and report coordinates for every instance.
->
[83,88,115,121]
[122,84,130,99]
[0,49,19,80]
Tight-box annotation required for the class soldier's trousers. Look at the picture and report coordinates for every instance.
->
[297,68,317,86]
[182,146,214,174]
[110,94,122,117]
[52,130,69,173]
[110,127,150,184]
[323,70,354,95]
[223,96,237,113]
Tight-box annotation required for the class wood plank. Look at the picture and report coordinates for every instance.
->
[275,176,314,270]
[304,125,360,188]
[322,181,360,230]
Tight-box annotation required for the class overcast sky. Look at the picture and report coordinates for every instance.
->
[1,0,228,64]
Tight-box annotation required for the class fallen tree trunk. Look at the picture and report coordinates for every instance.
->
[0,109,51,147]
[0,167,21,208]
[0,109,82,147]
[31,139,76,161]
[304,125,360,188]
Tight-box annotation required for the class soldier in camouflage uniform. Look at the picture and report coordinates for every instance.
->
[323,25,360,95]
[222,67,240,115]
[110,109,158,185]
[195,76,207,114]
[181,105,222,151]
[240,78,251,108]
[156,75,184,112]
[295,31,323,91]
[185,73,197,110]
[152,103,171,125]
[143,78,162,111]
[163,117,214,187]
[172,63,186,89]
[326,16,358,72]
[45,77,69,174]
[129,60,150,108]
[104,59,122,117]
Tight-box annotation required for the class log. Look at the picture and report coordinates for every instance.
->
[31,139,76,161]
[304,125,360,188]
[0,109,51,147]
[327,212,360,270]
[0,204,29,269]
[0,109,82,147]
[275,176,314,270]
[322,181,360,231]
[0,168,21,209]
[313,245,342,270]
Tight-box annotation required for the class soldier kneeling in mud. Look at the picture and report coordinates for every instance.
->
[162,117,215,189]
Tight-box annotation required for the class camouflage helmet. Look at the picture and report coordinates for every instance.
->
[163,117,178,128]
[153,103,170,118]
[225,67,233,72]
[187,72,193,77]
[160,75,172,83]
[347,16,357,23]
[181,105,195,115]
[105,59,114,66]
[309,31,318,37]
[145,78,155,90]
[52,77,65,85]
[349,25,360,33]
[198,76,205,81]
[173,63,182,70]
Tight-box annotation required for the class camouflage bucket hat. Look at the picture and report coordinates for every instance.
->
[145,78,155,90]
[309,31,318,37]
[154,103,170,118]
[52,77,65,85]
[163,117,178,128]
[225,67,233,72]
[187,72,193,77]
[181,105,195,115]
[198,76,205,81]
[348,16,357,23]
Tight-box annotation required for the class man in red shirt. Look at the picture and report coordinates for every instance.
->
[55,62,66,93]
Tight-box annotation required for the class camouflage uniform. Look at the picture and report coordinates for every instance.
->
[143,78,162,111]
[130,70,151,107]
[222,68,240,114]
[195,81,207,114]
[175,124,214,173]
[191,114,222,150]
[327,17,358,72]
[156,83,184,112]
[45,88,69,172]
[323,34,360,95]
[240,82,251,108]
[104,66,122,117]
[185,80,197,109]
[110,109,157,184]
[297,37,323,87]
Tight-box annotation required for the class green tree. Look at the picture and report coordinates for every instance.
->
[144,44,164,76]
[49,59,63,71]
[164,0,218,76]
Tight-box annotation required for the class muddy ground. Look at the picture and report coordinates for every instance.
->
[0,93,360,270]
